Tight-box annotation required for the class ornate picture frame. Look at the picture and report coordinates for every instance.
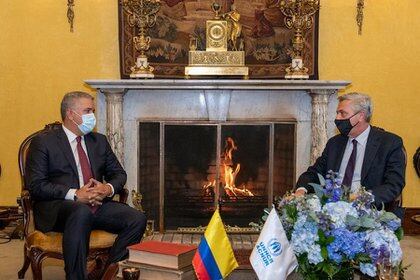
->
[118,0,319,79]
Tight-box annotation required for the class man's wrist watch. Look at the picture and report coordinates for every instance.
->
[74,193,78,201]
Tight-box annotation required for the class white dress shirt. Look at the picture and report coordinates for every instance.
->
[338,125,371,192]
[62,125,114,200]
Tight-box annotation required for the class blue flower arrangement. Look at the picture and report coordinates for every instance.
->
[276,171,404,279]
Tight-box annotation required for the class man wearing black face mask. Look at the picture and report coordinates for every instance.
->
[295,92,405,218]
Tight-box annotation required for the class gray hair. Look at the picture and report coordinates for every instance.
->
[60,91,94,120]
[338,92,373,122]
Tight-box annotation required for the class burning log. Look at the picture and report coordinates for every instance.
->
[202,137,255,198]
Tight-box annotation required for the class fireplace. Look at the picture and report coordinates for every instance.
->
[85,79,349,233]
[139,121,295,231]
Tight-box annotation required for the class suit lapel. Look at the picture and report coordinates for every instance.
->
[332,135,348,172]
[56,127,78,176]
[84,133,98,179]
[361,128,380,182]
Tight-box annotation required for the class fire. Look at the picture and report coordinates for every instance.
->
[203,137,254,198]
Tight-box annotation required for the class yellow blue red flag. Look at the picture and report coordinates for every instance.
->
[192,209,239,280]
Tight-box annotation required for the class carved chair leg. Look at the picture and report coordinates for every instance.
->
[29,247,46,280]
[17,246,31,279]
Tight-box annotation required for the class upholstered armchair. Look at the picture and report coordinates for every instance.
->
[17,122,128,280]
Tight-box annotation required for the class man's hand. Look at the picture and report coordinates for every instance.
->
[89,179,113,203]
[75,179,100,205]
[294,188,307,197]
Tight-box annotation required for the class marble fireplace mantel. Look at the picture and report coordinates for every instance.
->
[85,79,350,197]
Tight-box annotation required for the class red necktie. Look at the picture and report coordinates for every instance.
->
[76,136,97,212]
[76,136,93,185]
[342,139,357,187]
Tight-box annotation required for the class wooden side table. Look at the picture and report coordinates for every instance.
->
[411,214,420,226]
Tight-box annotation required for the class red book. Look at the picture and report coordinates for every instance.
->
[127,241,197,269]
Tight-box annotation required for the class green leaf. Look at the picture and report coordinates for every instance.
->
[322,263,340,278]
[326,236,335,244]
[360,216,376,229]
[395,227,404,241]
[321,246,328,260]
[317,173,326,186]
[355,253,371,263]
[379,211,398,222]
[285,204,298,223]
[318,229,326,243]
[345,215,361,230]
[309,183,325,199]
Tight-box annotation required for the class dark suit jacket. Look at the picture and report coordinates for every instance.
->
[296,127,405,210]
[25,126,127,232]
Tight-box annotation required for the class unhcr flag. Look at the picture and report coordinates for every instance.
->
[250,208,298,280]
[192,209,239,280]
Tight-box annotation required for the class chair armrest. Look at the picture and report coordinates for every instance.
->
[19,190,35,237]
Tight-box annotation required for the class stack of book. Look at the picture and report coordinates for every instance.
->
[118,241,197,280]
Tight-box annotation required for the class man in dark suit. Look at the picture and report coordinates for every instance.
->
[296,92,405,216]
[26,91,147,280]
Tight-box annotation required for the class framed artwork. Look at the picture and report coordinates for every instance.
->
[118,0,319,79]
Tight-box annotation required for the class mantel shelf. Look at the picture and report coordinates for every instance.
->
[85,79,350,91]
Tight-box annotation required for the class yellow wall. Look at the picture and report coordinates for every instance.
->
[0,0,120,205]
[319,1,420,207]
[1,1,419,206]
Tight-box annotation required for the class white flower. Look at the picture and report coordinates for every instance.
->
[306,195,321,212]
[360,263,377,277]
[322,201,358,228]
[307,244,324,264]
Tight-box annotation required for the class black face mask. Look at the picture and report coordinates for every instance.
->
[334,112,359,136]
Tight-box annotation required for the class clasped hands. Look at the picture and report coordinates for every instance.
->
[283,188,307,201]
[294,188,306,197]
[75,179,112,206]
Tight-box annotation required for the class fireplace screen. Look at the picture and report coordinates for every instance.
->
[139,122,295,231]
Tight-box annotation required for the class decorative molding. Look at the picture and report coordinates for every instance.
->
[102,90,126,166]
[204,90,232,121]
[67,0,75,32]
[309,89,337,164]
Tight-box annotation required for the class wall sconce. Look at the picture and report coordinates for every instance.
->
[356,0,364,35]
[67,0,75,32]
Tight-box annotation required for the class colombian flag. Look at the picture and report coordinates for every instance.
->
[192,209,239,280]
